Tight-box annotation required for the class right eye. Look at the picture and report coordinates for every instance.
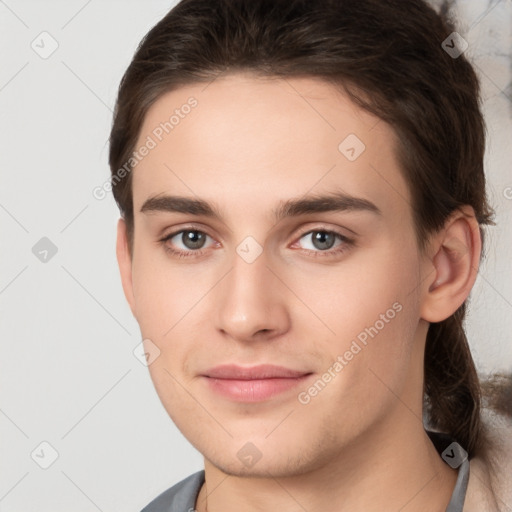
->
[160,229,217,258]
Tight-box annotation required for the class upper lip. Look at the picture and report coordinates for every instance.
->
[202,364,311,380]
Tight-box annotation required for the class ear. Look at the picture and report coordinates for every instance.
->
[420,206,482,322]
[116,218,136,317]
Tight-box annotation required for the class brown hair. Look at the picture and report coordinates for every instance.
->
[109,0,496,457]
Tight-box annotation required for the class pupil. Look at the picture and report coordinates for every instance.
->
[313,231,335,250]
[183,231,205,249]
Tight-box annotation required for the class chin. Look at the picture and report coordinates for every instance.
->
[205,452,320,479]
[198,432,337,479]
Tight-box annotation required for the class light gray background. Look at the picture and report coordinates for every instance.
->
[0,1,510,510]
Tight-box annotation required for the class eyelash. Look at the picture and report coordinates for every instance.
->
[159,226,355,260]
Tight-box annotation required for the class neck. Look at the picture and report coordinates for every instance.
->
[196,414,458,512]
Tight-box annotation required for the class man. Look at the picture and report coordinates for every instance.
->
[109,1,512,510]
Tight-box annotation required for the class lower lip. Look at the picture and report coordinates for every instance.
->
[203,375,312,402]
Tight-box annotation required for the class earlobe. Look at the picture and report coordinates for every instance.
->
[116,218,136,317]
[420,207,481,323]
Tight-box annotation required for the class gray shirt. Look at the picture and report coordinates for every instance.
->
[141,470,204,512]
[140,431,469,512]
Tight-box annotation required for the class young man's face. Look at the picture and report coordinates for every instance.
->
[119,73,431,477]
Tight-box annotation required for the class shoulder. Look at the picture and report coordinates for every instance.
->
[141,471,205,512]
[465,409,512,512]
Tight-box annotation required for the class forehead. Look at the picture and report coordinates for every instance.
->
[132,73,410,223]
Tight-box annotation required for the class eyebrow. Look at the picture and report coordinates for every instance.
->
[140,191,382,222]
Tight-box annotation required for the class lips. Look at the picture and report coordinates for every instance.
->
[201,364,313,402]
[204,364,309,380]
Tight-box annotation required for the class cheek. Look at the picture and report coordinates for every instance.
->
[290,238,420,341]
[292,241,421,396]
[130,248,205,423]
[130,243,203,337]
[130,246,218,385]
[293,296,419,441]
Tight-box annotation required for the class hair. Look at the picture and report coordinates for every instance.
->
[108,0,497,457]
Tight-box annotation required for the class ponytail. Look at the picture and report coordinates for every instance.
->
[424,303,483,456]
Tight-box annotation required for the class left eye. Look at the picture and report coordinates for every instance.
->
[296,230,348,252]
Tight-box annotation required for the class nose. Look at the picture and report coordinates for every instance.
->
[214,246,291,344]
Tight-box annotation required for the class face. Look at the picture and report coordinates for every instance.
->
[120,73,430,477]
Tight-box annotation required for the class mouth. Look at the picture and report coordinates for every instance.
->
[201,364,314,402]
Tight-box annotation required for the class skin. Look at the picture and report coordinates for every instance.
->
[116,73,482,512]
